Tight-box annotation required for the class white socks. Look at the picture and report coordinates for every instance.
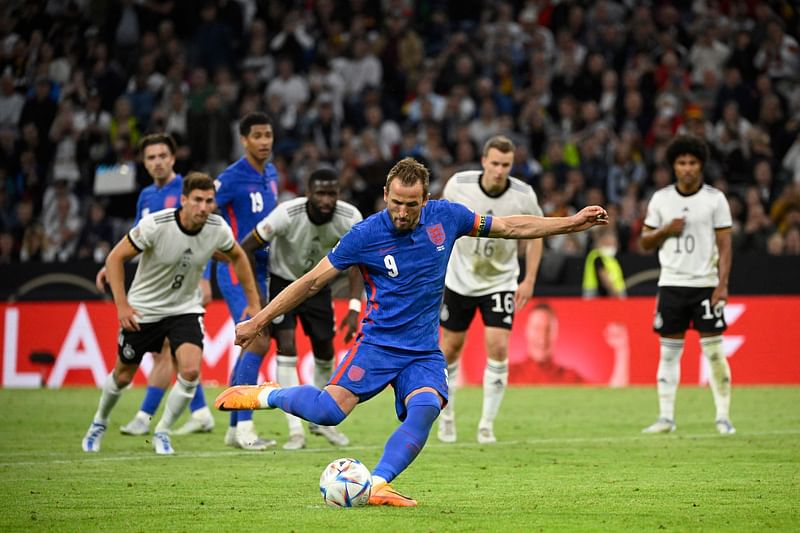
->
[656,338,684,421]
[94,372,123,425]
[314,356,333,389]
[440,361,460,421]
[701,336,731,420]
[276,354,303,435]
[479,360,508,429]
[155,374,198,433]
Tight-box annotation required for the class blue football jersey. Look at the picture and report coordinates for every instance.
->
[214,157,279,284]
[328,199,492,352]
[134,175,183,225]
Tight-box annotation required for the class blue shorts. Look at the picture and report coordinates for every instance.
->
[216,260,268,323]
[329,338,448,421]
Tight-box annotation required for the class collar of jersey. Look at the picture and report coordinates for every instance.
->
[478,173,511,198]
[174,208,202,236]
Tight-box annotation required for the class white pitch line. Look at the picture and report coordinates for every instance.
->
[1,429,799,467]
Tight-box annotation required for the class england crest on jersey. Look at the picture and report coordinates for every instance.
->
[427,223,446,247]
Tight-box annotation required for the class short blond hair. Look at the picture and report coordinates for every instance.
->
[385,157,430,197]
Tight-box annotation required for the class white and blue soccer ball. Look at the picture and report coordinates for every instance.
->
[319,457,372,508]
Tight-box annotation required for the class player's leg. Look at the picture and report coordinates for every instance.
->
[231,333,275,450]
[216,339,381,423]
[272,325,306,450]
[83,324,161,452]
[370,354,447,507]
[151,315,206,454]
[643,288,688,433]
[219,271,275,450]
[477,327,511,444]
[695,292,734,434]
[300,289,350,446]
[475,291,515,443]
[437,288,476,443]
[120,339,172,436]
[307,336,350,446]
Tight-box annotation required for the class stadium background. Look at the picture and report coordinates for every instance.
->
[0,1,798,387]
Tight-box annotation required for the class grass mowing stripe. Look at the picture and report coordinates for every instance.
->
[3,428,799,466]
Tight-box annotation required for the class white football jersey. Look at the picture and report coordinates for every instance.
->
[444,171,543,296]
[644,184,732,287]
[254,197,362,280]
[127,208,235,322]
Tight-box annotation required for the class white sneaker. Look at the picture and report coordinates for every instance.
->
[309,423,350,446]
[224,427,238,447]
[282,433,306,450]
[120,412,151,436]
[153,431,174,455]
[437,417,457,443]
[642,417,676,434]
[82,422,107,452]
[173,407,215,435]
[477,426,496,444]
[715,419,736,435]
[235,423,276,451]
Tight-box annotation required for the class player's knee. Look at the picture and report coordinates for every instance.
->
[178,368,200,382]
[113,367,135,388]
[406,391,441,425]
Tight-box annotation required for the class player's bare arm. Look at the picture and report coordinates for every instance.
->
[105,236,142,331]
[239,229,269,305]
[640,218,686,251]
[221,241,262,321]
[236,256,342,349]
[515,238,543,310]
[712,227,732,306]
[340,266,362,343]
[489,205,608,239]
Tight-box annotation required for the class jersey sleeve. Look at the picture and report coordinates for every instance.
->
[254,204,288,243]
[127,214,155,252]
[643,193,662,229]
[216,221,236,252]
[713,192,733,229]
[448,200,492,238]
[213,173,233,208]
[327,225,363,271]
[524,187,544,217]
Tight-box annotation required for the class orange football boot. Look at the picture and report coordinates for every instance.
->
[214,383,279,411]
[367,482,418,507]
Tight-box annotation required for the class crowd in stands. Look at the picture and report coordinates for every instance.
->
[0,0,798,268]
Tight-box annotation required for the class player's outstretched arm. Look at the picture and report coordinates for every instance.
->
[239,229,268,305]
[222,242,262,320]
[236,257,342,349]
[489,206,608,240]
[105,236,142,331]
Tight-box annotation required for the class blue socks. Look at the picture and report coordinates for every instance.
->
[269,385,346,426]
[233,351,263,423]
[189,383,207,412]
[140,386,166,416]
[372,392,441,483]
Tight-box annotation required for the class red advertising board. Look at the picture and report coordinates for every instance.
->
[1,297,798,388]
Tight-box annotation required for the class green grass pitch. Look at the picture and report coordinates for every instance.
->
[1,386,798,531]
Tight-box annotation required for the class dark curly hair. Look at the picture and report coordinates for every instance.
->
[665,135,709,168]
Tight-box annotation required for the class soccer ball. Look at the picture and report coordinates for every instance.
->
[319,457,372,508]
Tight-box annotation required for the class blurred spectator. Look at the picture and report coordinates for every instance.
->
[42,194,82,262]
[191,1,234,75]
[77,198,113,263]
[0,230,16,264]
[0,70,25,129]
[19,77,58,141]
